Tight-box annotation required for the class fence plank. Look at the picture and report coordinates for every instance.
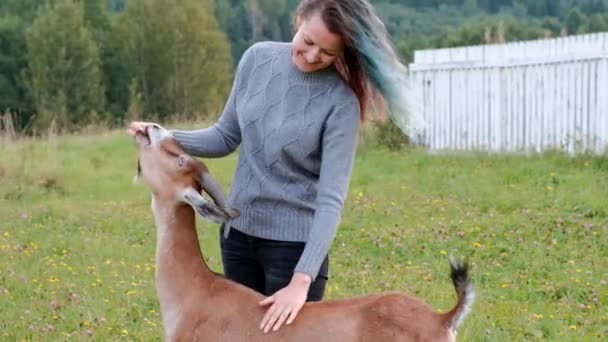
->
[599,61,605,151]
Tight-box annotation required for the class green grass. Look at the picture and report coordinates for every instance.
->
[0,130,607,341]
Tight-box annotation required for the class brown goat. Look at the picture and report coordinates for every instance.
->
[133,124,474,342]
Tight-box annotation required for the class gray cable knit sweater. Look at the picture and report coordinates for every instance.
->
[171,41,360,280]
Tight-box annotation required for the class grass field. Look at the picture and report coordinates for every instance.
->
[0,128,606,341]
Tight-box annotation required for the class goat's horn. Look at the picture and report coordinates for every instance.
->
[200,171,238,218]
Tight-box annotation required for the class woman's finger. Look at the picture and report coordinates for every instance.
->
[259,295,275,306]
[272,309,291,332]
[263,305,285,333]
[259,304,278,330]
[128,121,154,133]
[286,306,302,325]
[128,121,142,131]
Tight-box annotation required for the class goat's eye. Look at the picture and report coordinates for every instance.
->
[177,156,185,167]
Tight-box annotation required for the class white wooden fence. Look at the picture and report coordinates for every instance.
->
[409,32,608,154]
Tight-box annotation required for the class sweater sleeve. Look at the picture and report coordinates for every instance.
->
[171,45,255,158]
[294,98,360,281]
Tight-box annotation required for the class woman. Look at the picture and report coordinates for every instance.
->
[128,0,420,334]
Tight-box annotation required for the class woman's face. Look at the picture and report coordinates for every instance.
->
[292,12,343,73]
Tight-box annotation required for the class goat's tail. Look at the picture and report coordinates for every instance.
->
[441,256,475,332]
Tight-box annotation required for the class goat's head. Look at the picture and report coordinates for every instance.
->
[133,124,231,223]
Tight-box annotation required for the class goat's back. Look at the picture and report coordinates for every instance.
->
[178,280,453,342]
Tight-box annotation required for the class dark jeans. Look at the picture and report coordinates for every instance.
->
[220,227,328,301]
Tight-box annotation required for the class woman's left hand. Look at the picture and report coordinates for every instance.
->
[259,272,311,333]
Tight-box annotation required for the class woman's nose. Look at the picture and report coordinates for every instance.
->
[305,49,321,64]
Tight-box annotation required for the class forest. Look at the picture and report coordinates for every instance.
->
[1,0,607,133]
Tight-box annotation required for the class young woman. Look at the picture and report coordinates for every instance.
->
[128,0,420,334]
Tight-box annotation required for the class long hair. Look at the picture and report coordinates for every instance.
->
[295,0,424,136]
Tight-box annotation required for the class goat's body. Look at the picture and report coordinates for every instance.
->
[152,198,466,342]
[134,127,472,342]
[166,278,455,341]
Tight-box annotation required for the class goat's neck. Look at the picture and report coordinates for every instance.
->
[151,196,214,313]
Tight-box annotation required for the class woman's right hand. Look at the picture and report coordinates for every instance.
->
[127,121,158,137]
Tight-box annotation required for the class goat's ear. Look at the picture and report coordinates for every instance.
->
[181,188,229,223]
[161,138,185,156]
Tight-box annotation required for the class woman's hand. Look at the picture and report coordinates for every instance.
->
[259,272,312,333]
[127,121,157,137]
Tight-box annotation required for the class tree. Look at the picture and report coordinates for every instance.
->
[579,13,608,33]
[565,7,586,34]
[463,0,479,16]
[116,0,233,121]
[541,16,562,37]
[213,0,293,63]
[256,0,291,41]
[213,0,253,62]
[24,0,104,131]
[0,0,50,20]
[0,15,29,116]
[431,14,545,48]
[107,0,126,11]
[80,0,127,122]
[165,0,233,117]
[102,16,133,121]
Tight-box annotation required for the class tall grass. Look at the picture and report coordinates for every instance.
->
[0,127,606,341]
